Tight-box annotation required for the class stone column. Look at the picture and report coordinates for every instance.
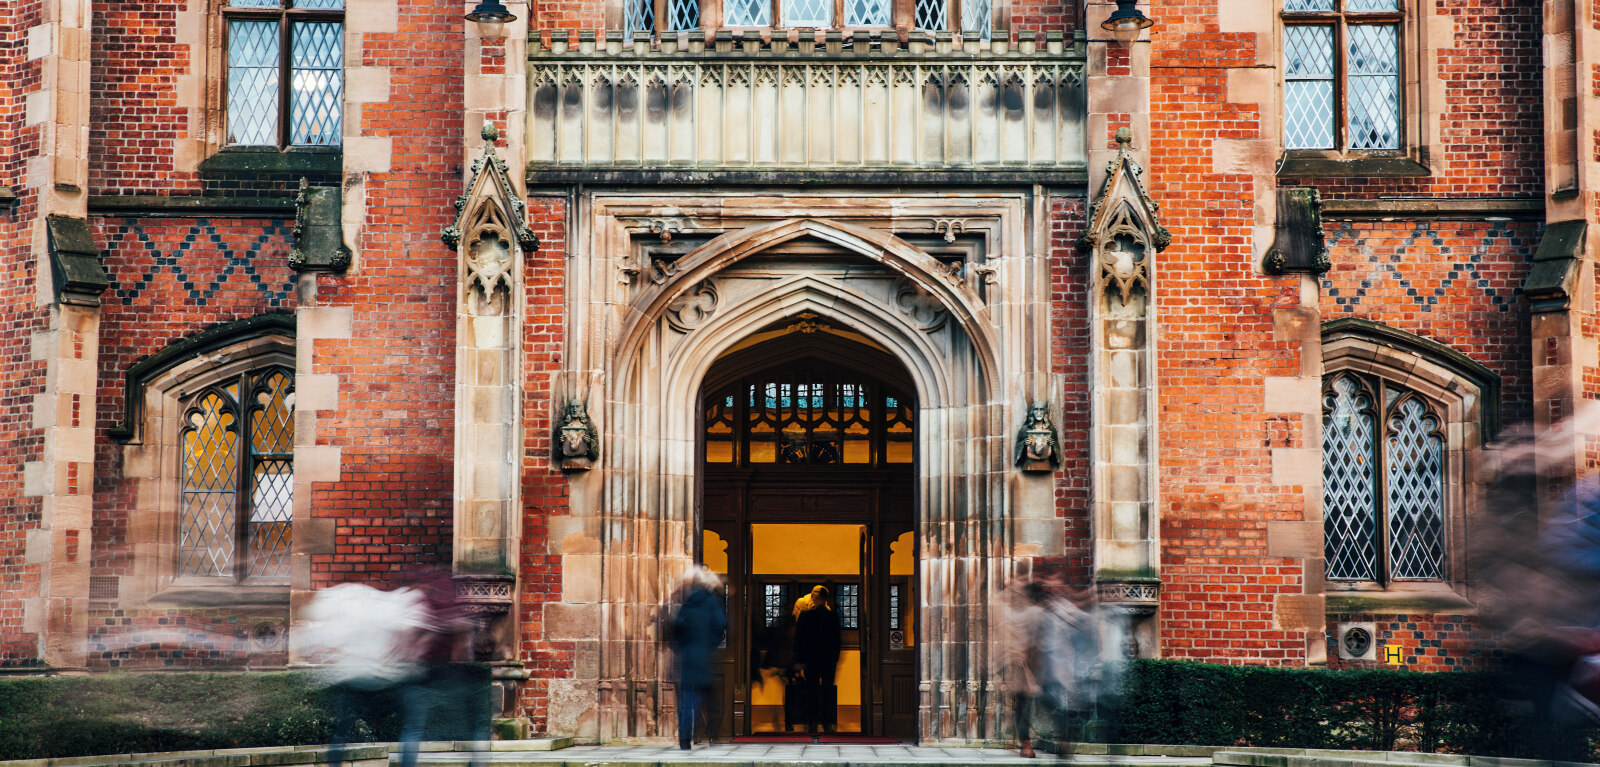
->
[1082,130,1167,659]
[19,0,99,670]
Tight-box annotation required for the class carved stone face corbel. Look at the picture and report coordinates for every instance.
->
[555,400,599,471]
[1013,401,1060,472]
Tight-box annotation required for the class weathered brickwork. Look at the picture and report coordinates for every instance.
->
[1047,196,1092,588]
[515,196,572,730]
[90,1,201,195]
[306,0,465,588]
[1150,12,1309,664]
[0,0,51,669]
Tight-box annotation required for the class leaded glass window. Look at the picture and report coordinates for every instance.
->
[1322,372,1445,583]
[225,0,343,148]
[703,365,914,467]
[836,583,860,629]
[632,0,971,33]
[1282,0,1401,151]
[764,583,790,628]
[180,367,294,580]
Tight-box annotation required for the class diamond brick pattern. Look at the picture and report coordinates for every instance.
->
[1323,375,1378,580]
[846,0,890,27]
[1386,398,1444,580]
[782,0,830,27]
[667,0,698,31]
[1347,24,1399,149]
[227,20,279,146]
[291,22,342,146]
[725,0,770,26]
[1284,25,1333,149]
[914,0,945,31]
[181,392,240,577]
[960,0,990,39]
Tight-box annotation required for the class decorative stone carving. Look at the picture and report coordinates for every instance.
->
[933,219,966,242]
[442,122,539,254]
[666,280,718,330]
[1013,402,1060,472]
[289,178,351,273]
[555,400,600,472]
[894,276,948,330]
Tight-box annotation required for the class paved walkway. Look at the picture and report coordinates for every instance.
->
[412,743,1216,766]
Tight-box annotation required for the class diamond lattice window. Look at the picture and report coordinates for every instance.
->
[225,0,343,148]
[1282,0,1400,151]
[181,367,294,580]
[1322,372,1445,583]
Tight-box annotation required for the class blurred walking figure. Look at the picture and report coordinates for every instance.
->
[792,584,842,738]
[670,566,728,750]
[1008,578,1096,759]
[298,582,428,767]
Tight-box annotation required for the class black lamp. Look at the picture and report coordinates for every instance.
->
[466,0,517,38]
[1101,0,1153,45]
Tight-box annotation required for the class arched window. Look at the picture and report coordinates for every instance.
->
[1322,371,1445,582]
[703,365,914,467]
[1319,318,1498,605]
[180,367,295,580]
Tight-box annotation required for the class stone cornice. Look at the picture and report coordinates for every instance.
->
[528,28,1085,61]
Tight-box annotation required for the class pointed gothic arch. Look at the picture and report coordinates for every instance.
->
[550,193,1060,745]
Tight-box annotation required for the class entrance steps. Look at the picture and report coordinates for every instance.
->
[405,741,1219,766]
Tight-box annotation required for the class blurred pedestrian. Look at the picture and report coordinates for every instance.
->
[793,584,842,738]
[1008,578,1094,759]
[298,582,428,767]
[670,566,728,750]
[397,568,489,767]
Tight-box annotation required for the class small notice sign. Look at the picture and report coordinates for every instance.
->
[889,630,905,650]
[1382,645,1403,665]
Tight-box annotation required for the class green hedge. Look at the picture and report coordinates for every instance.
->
[0,672,400,760]
[1111,660,1598,762]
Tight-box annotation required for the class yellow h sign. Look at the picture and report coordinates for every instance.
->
[1382,645,1403,665]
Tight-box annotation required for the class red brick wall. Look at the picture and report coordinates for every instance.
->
[1150,8,1310,664]
[86,609,288,670]
[1047,196,1092,587]
[90,0,202,195]
[1325,613,1499,671]
[306,0,464,589]
[515,196,573,728]
[0,0,51,669]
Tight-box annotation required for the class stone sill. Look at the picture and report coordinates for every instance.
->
[1318,197,1543,220]
[1325,586,1476,616]
[529,28,1084,60]
[89,194,298,218]
[1276,153,1430,178]
[198,147,342,175]
[146,584,291,608]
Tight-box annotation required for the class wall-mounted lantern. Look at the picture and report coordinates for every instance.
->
[1101,0,1154,45]
[465,0,516,38]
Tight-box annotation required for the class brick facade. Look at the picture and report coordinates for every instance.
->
[0,0,1585,744]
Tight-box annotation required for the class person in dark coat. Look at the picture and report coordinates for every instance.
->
[792,585,842,737]
[670,566,728,750]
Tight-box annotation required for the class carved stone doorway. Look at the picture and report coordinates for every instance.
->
[552,193,1060,745]
[698,333,920,740]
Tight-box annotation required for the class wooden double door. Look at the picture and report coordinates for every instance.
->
[701,470,918,740]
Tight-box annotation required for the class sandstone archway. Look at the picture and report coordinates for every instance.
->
[549,193,1058,745]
